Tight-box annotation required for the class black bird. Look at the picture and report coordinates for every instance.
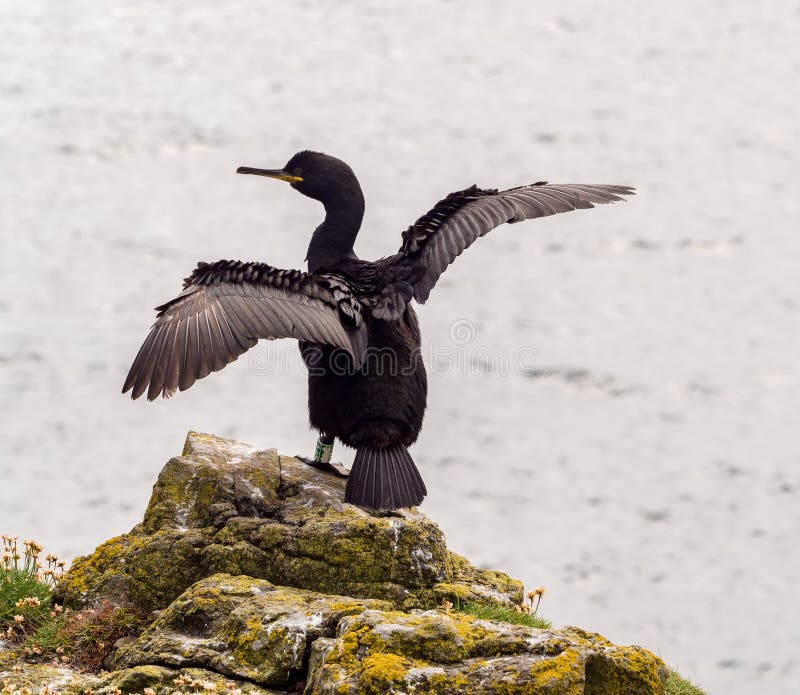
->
[123,151,633,510]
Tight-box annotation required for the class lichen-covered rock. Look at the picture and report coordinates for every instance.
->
[111,573,390,688]
[57,432,522,612]
[0,662,283,695]
[306,611,668,694]
[4,584,671,695]
[435,551,525,607]
[0,662,103,695]
[32,430,701,694]
[100,666,284,695]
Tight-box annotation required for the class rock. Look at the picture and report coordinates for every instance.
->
[305,611,667,694]
[12,430,702,694]
[0,663,103,695]
[101,666,283,695]
[111,574,390,688]
[0,663,283,695]
[56,432,522,612]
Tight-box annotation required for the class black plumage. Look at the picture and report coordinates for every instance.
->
[123,150,634,510]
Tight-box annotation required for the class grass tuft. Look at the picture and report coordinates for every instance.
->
[664,670,708,695]
[23,610,68,656]
[2,533,148,669]
[58,600,147,671]
[1,534,66,653]
[456,601,551,629]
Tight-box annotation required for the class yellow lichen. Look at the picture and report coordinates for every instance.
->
[426,671,469,692]
[228,615,266,668]
[358,653,410,694]
[55,533,143,605]
[526,648,585,694]
[583,646,665,695]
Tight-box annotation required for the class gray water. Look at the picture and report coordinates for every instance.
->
[2,2,799,692]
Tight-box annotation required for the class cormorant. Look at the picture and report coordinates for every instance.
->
[123,151,633,510]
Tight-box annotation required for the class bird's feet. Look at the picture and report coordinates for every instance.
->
[294,455,350,478]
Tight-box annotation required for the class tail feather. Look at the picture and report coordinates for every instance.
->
[346,444,426,510]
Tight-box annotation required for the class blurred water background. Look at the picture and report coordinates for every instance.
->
[1,2,799,692]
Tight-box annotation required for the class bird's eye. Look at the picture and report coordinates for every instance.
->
[292,167,303,176]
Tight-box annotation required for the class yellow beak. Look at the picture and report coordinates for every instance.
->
[236,166,303,183]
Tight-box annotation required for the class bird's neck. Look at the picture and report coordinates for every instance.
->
[306,191,365,273]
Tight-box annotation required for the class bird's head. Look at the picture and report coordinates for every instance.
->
[237,150,362,208]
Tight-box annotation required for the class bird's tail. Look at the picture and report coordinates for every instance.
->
[345,444,427,511]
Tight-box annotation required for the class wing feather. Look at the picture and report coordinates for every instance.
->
[180,315,199,392]
[147,320,177,401]
[196,311,215,380]
[163,316,184,398]
[123,323,160,399]
[215,296,256,351]
[124,261,365,400]
[210,302,240,361]
[261,288,304,336]
[130,323,165,400]
[219,294,259,335]
[245,290,284,333]
[379,182,634,306]
[204,304,228,372]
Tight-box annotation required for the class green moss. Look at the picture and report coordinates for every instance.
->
[664,670,708,695]
[386,614,467,663]
[443,552,524,606]
[290,515,448,592]
[431,581,473,602]
[202,540,270,578]
[143,433,282,535]
[142,457,204,532]
[224,519,289,550]
[55,533,139,605]
[57,528,216,612]
[583,646,665,695]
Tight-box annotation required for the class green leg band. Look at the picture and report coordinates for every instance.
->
[314,438,334,464]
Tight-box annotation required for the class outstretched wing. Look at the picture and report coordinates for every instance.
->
[371,182,634,318]
[123,260,366,400]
